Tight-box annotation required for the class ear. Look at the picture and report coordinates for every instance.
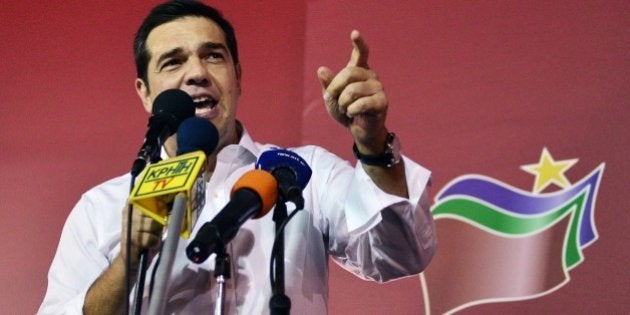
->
[135,78,153,113]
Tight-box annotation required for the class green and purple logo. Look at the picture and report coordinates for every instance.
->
[421,148,605,314]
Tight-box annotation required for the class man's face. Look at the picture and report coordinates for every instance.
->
[136,16,241,153]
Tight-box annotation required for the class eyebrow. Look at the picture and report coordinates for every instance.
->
[154,42,230,67]
[199,42,230,56]
[155,47,184,68]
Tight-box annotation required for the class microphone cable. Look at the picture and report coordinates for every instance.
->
[269,200,304,290]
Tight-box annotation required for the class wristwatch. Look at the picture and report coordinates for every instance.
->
[352,132,401,168]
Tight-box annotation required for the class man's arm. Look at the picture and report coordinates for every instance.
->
[83,255,129,315]
[317,30,407,197]
[317,31,435,281]
[83,204,162,315]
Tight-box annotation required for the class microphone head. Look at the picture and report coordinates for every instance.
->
[255,148,312,190]
[176,117,219,156]
[152,89,196,134]
[231,170,278,218]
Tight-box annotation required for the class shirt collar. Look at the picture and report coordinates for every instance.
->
[214,120,259,166]
[234,121,260,160]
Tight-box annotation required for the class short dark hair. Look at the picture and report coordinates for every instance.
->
[133,0,239,86]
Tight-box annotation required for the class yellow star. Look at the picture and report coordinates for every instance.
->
[520,148,578,194]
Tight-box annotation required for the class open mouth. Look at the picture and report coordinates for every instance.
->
[192,96,218,118]
[193,96,217,109]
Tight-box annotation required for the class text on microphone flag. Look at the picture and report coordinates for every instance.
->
[129,150,207,238]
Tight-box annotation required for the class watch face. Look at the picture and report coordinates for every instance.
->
[388,133,402,166]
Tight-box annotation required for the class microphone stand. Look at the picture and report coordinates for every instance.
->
[132,251,149,315]
[131,152,162,315]
[147,193,187,315]
[125,183,136,315]
[127,165,145,315]
[269,197,291,315]
[214,246,231,315]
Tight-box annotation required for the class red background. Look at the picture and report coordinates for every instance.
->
[1,1,628,313]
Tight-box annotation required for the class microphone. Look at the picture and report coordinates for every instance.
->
[128,117,218,238]
[255,148,312,208]
[176,116,219,156]
[131,89,195,177]
[144,117,218,315]
[186,170,278,263]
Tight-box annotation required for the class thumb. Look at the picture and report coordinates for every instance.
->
[317,66,336,105]
[317,66,350,126]
[317,66,333,91]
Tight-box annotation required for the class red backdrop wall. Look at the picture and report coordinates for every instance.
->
[1,1,628,314]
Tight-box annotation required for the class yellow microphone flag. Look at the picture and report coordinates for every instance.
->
[129,151,206,238]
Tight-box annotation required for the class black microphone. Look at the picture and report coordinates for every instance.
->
[186,170,278,263]
[130,89,195,176]
[255,148,312,208]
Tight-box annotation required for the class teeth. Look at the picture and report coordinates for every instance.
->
[192,96,218,109]
[193,96,210,103]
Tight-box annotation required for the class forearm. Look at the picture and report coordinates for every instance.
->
[83,255,132,315]
[84,201,162,314]
[360,160,408,198]
[354,130,408,198]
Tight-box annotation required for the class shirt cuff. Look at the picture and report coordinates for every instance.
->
[344,155,431,234]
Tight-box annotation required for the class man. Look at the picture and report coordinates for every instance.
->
[40,1,436,314]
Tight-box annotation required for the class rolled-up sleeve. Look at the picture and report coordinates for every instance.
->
[319,152,436,283]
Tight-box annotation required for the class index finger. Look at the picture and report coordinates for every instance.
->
[347,30,370,69]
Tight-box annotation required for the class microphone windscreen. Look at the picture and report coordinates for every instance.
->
[176,117,219,156]
[256,149,312,190]
[152,89,196,128]
[231,170,278,218]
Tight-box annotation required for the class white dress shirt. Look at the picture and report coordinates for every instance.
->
[39,129,436,314]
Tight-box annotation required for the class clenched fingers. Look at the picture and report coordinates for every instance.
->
[337,77,386,116]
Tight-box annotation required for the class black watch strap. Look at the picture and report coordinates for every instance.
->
[352,132,401,168]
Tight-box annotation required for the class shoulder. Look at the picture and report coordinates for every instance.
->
[82,173,131,203]
[72,173,131,220]
[60,173,130,243]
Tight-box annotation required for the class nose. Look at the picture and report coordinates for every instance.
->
[184,57,210,87]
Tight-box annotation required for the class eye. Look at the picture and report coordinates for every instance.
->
[205,52,225,63]
[160,59,182,71]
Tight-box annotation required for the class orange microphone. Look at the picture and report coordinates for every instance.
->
[186,170,278,263]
